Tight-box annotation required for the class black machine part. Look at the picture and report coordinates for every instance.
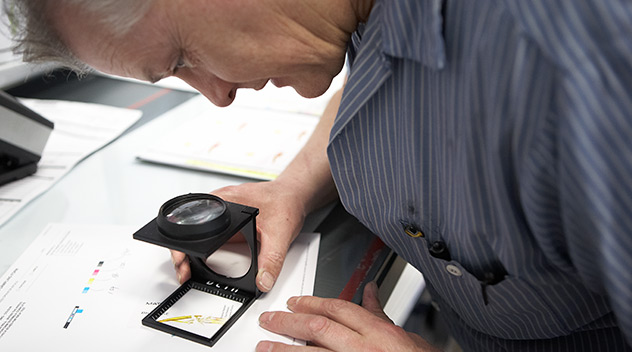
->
[0,90,54,186]
[132,193,261,347]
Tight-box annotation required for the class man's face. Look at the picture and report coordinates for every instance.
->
[51,0,346,107]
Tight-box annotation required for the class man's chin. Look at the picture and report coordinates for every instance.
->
[293,83,331,99]
[271,78,332,99]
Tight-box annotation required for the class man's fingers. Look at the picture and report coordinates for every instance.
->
[170,249,191,284]
[170,250,186,265]
[285,295,389,336]
[258,311,360,350]
[361,281,393,323]
[256,341,328,352]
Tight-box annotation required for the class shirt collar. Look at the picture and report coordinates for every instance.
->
[380,0,446,70]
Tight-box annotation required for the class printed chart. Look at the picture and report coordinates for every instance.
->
[0,223,319,351]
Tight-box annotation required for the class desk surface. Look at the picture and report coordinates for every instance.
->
[1,72,382,299]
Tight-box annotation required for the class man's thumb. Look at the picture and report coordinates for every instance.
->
[256,247,287,292]
[361,281,393,323]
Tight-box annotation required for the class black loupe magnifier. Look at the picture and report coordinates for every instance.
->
[158,194,231,240]
[133,193,261,348]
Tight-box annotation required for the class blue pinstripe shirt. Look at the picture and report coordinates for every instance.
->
[327,0,632,350]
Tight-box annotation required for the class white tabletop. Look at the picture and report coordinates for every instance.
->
[0,102,248,277]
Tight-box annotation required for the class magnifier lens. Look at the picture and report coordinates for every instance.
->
[165,199,225,225]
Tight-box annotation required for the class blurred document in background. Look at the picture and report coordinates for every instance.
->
[131,69,345,180]
[137,97,317,180]
[0,99,141,226]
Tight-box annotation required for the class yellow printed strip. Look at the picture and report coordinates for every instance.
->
[158,315,192,323]
[185,159,278,180]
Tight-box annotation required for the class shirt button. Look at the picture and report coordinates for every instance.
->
[429,241,446,254]
[445,264,462,277]
[429,240,451,261]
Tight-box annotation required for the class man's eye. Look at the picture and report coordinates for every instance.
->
[173,57,186,75]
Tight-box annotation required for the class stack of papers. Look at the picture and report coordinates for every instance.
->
[0,99,142,227]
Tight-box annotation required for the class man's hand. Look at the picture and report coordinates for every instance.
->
[171,87,343,291]
[256,281,440,351]
[170,180,308,292]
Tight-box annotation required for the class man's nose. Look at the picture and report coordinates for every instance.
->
[184,74,237,107]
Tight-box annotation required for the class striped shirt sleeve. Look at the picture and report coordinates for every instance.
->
[505,0,632,344]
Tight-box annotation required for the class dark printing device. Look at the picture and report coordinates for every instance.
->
[0,90,53,186]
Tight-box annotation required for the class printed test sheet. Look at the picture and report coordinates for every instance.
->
[0,223,319,351]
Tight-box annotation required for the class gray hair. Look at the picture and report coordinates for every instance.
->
[2,0,153,73]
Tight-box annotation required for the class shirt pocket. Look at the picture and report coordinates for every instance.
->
[415,237,572,340]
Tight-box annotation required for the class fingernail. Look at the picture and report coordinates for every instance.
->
[259,312,274,326]
[256,341,273,352]
[287,296,300,309]
[177,273,182,283]
[259,271,275,291]
[367,281,378,295]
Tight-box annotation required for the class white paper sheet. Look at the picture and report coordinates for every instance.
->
[137,97,319,180]
[134,66,346,181]
[0,99,142,226]
[0,223,319,351]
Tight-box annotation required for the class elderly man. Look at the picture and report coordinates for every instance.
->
[6,0,632,351]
